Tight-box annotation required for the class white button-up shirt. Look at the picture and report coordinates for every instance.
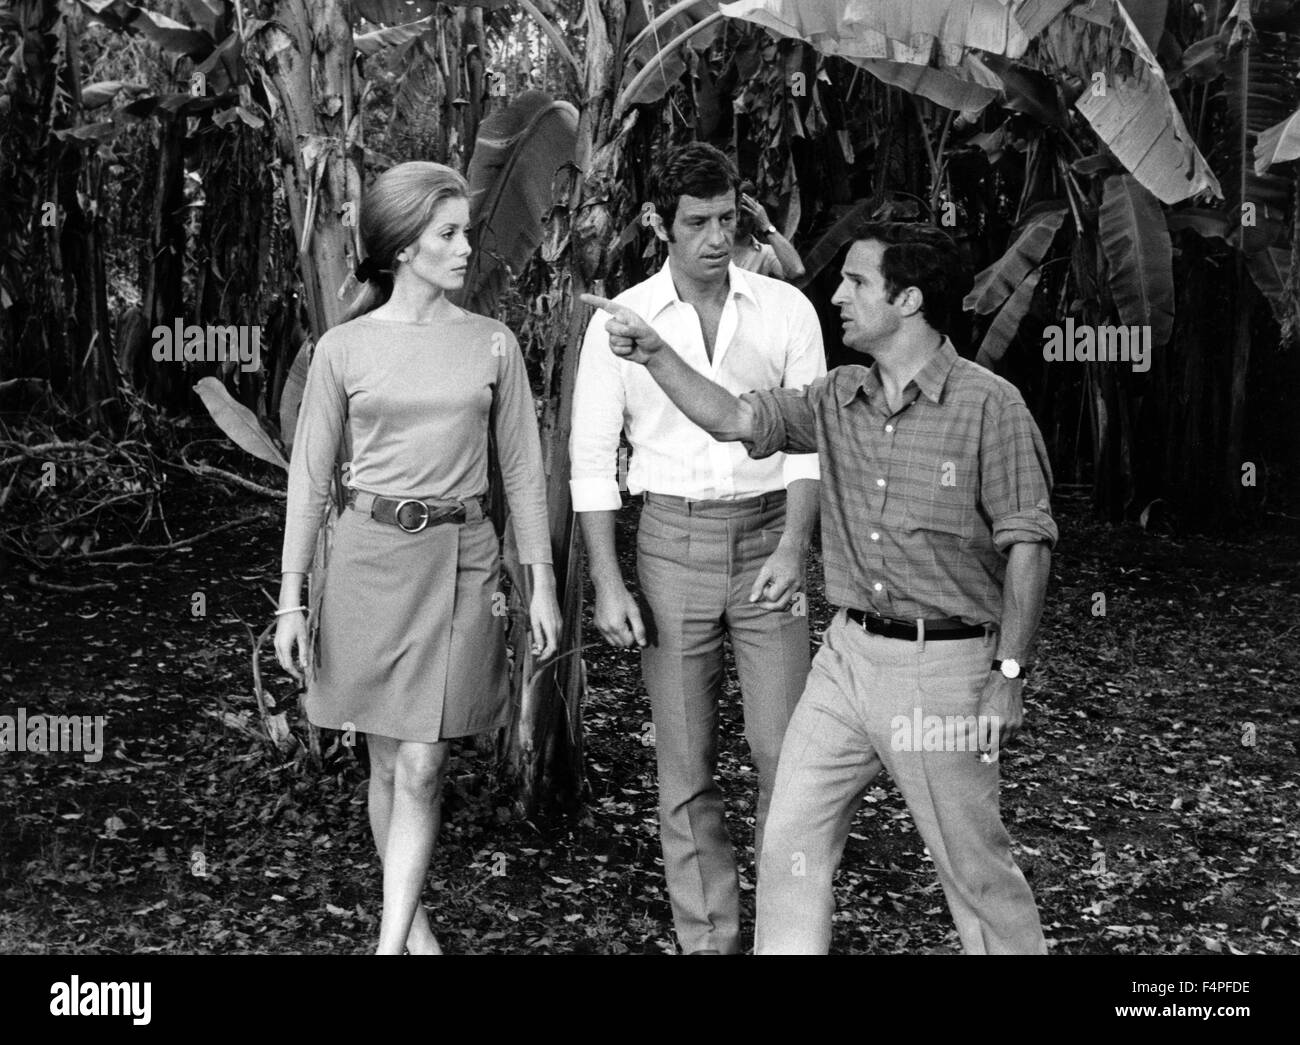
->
[570,259,825,511]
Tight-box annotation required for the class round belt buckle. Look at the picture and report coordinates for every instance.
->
[395,499,430,533]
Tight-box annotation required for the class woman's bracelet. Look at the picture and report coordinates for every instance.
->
[274,606,307,617]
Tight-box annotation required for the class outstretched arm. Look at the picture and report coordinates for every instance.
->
[579,293,754,443]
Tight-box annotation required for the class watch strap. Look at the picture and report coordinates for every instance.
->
[991,658,1029,680]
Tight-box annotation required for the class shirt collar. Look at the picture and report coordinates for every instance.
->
[644,257,759,320]
[840,336,959,407]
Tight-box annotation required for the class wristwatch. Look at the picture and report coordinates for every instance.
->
[991,658,1028,680]
[759,224,777,241]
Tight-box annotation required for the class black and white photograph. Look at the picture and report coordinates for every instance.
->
[0,0,1295,1012]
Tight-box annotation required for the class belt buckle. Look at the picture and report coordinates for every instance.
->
[395,498,431,533]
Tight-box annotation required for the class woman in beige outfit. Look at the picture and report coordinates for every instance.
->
[274,162,561,954]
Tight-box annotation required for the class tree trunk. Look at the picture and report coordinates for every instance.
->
[247,0,361,340]
[502,0,629,818]
[246,0,363,766]
[1226,255,1253,515]
[135,114,187,409]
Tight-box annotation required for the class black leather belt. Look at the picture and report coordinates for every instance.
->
[345,489,487,533]
[845,607,987,641]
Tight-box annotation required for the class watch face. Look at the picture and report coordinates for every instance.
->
[1000,659,1021,679]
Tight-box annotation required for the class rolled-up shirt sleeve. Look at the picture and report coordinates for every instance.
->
[979,392,1059,553]
[778,292,826,486]
[568,308,625,512]
[739,385,818,459]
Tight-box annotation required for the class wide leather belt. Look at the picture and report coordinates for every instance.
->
[345,488,487,533]
[845,607,988,642]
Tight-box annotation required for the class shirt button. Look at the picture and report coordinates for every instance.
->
[885,424,894,433]
[873,582,883,592]
[871,531,880,541]
[876,478,886,487]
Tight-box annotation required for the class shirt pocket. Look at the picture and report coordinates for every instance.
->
[902,444,979,540]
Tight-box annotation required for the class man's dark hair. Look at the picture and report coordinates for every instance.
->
[850,221,961,332]
[648,142,739,239]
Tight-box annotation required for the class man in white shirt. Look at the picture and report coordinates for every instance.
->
[570,143,826,954]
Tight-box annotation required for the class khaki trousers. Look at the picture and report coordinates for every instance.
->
[636,492,811,954]
[755,609,1046,954]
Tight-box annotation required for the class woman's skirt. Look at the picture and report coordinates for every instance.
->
[303,504,509,743]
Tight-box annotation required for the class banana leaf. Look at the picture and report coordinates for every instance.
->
[1254,104,1300,175]
[458,90,578,318]
[1098,173,1174,347]
[976,268,1040,367]
[77,0,213,57]
[620,1,725,110]
[193,376,289,471]
[964,202,1067,314]
[719,0,1030,66]
[1041,0,1221,204]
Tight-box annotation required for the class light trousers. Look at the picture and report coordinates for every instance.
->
[636,492,811,954]
[755,609,1046,954]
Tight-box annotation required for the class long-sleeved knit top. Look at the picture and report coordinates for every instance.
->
[281,311,552,574]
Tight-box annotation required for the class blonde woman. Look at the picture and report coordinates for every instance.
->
[274,161,561,955]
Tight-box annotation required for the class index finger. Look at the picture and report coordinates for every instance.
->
[580,293,619,313]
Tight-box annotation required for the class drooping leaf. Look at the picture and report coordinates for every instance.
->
[1099,173,1174,347]
[719,0,1030,65]
[619,5,726,111]
[77,1,213,57]
[1173,33,1223,85]
[459,90,578,317]
[354,14,435,56]
[80,80,142,109]
[52,121,119,144]
[1010,0,1073,40]
[1166,208,1230,241]
[279,340,313,455]
[352,0,440,23]
[191,30,243,97]
[980,52,1066,125]
[964,202,1067,314]
[194,377,289,470]
[180,0,225,39]
[1243,246,1292,326]
[1253,105,1300,175]
[1121,0,1168,53]
[1221,8,1298,252]
[976,269,1040,367]
[849,53,1001,113]
[1040,0,1221,203]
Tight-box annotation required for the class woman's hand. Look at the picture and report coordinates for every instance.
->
[739,192,772,234]
[528,566,562,661]
[274,610,309,682]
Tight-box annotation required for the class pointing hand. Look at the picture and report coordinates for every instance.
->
[580,294,666,365]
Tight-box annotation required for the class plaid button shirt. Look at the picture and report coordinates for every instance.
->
[740,338,1058,625]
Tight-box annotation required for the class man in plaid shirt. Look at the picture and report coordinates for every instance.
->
[581,222,1056,954]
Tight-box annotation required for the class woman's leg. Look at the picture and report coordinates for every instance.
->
[373,737,451,955]
[367,733,444,954]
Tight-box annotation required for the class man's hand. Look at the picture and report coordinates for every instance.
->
[592,582,648,649]
[580,294,666,365]
[975,672,1024,763]
[748,539,805,611]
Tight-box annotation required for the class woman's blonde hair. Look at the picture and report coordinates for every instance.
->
[342,161,470,322]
